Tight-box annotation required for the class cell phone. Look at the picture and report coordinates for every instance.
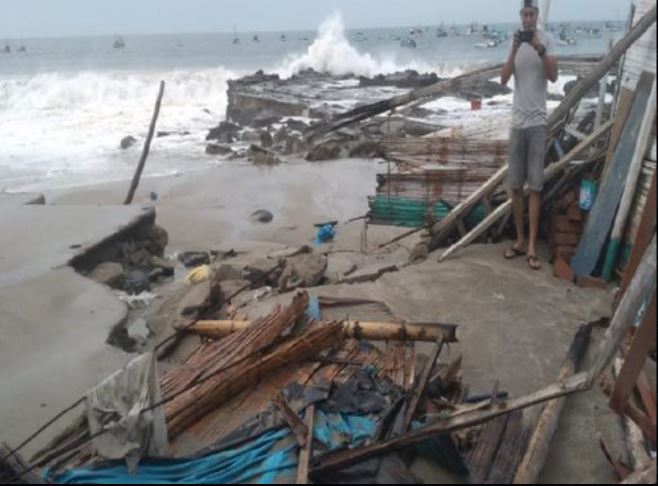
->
[519,30,534,43]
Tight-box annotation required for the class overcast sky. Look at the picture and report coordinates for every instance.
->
[2,0,631,38]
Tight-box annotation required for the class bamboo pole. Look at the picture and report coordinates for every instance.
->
[402,338,444,432]
[177,319,458,343]
[513,323,594,484]
[601,80,656,281]
[438,119,614,262]
[124,80,165,205]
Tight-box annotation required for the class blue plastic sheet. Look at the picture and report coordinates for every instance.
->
[48,412,377,484]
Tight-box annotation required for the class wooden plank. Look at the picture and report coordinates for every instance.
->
[486,411,527,484]
[616,170,657,308]
[636,372,657,428]
[274,392,308,448]
[513,323,594,484]
[0,443,45,484]
[571,72,655,278]
[602,80,657,281]
[402,338,444,432]
[296,405,315,485]
[609,290,657,415]
[605,87,636,175]
[467,415,510,484]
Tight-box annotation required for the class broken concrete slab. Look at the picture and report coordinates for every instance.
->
[278,253,328,291]
[0,192,45,206]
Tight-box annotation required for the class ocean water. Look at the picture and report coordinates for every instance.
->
[0,14,621,191]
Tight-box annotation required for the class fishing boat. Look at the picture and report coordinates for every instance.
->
[113,36,125,49]
[436,24,448,38]
[18,45,26,53]
[252,35,259,43]
[353,32,367,42]
[475,39,499,49]
[3,43,10,53]
[400,37,417,48]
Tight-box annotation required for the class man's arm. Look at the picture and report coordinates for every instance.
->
[532,33,558,83]
[501,33,521,86]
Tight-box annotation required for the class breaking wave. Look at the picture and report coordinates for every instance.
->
[279,12,435,78]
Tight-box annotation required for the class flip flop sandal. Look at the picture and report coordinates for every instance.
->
[504,246,526,259]
[527,255,542,271]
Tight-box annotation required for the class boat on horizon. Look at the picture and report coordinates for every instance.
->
[113,36,125,49]
[400,37,417,48]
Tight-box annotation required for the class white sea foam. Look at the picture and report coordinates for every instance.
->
[278,12,435,78]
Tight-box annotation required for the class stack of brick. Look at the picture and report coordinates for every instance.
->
[549,189,585,282]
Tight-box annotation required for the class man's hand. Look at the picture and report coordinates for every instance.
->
[513,31,522,53]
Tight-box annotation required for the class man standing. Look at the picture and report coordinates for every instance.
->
[501,0,558,270]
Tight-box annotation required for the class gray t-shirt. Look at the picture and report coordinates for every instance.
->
[512,31,556,129]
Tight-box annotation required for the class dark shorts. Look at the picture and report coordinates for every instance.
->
[508,125,547,192]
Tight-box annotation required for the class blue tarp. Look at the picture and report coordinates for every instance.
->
[47,411,377,484]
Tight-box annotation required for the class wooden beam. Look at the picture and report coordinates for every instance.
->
[513,323,594,484]
[296,405,315,485]
[0,443,44,485]
[616,170,657,308]
[402,338,444,432]
[467,415,509,483]
[605,87,635,176]
[487,411,527,484]
[588,236,656,385]
[274,392,308,448]
[610,290,657,415]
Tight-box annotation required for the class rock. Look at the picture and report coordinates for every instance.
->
[220,279,253,303]
[278,253,328,291]
[306,141,345,161]
[249,146,281,165]
[130,248,152,266]
[241,130,262,143]
[260,130,274,148]
[135,225,169,256]
[178,280,222,316]
[206,121,241,143]
[379,119,406,136]
[178,251,211,268]
[285,118,309,132]
[90,262,124,287]
[124,270,151,295]
[408,243,429,263]
[250,112,282,129]
[349,140,382,158]
[268,245,313,259]
[206,144,234,156]
[213,263,244,282]
[273,127,290,145]
[242,258,284,286]
[157,131,173,137]
[402,106,435,119]
[148,267,168,282]
[150,256,176,276]
[341,263,398,284]
[250,209,274,223]
[359,70,440,89]
[403,119,440,137]
[284,135,308,155]
[120,136,137,150]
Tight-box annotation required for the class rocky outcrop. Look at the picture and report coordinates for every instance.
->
[206,144,235,156]
[206,122,241,143]
[359,70,440,89]
[120,136,137,150]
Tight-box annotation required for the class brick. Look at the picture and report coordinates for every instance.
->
[553,232,581,246]
[554,245,577,263]
[554,215,583,234]
[559,190,578,210]
[554,256,575,282]
[577,275,608,289]
[567,206,584,222]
